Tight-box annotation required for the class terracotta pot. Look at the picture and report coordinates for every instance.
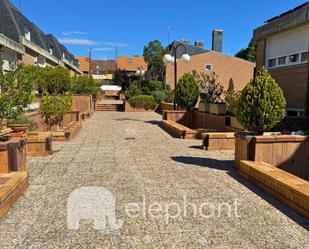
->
[7,124,28,133]
[209,103,227,115]
[198,102,210,112]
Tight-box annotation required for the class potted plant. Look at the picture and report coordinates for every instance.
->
[175,73,199,110]
[225,90,243,130]
[195,72,225,114]
[7,115,29,133]
[234,67,286,168]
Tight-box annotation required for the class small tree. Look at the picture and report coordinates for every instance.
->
[113,69,129,90]
[40,94,72,127]
[175,73,199,109]
[236,67,286,134]
[195,71,224,103]
[71,75,100,100]
[225,90,240,116]
[40,66,71,94]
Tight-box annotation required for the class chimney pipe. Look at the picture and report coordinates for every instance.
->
[194,40,204,48]
[212,29,223,53]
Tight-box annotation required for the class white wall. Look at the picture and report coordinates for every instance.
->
[266,23,309,60]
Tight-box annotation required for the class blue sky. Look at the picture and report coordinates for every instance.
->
[11,0,308,60]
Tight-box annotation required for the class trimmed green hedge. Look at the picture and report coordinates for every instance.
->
[129,95,156,110]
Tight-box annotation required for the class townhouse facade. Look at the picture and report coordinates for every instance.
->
[253,2,309,117]
[0,0,81,75]
[165,31,255,92]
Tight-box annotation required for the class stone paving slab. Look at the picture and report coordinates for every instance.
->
[0,112,308,248]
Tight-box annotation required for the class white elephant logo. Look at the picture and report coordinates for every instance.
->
[67,186,123,230]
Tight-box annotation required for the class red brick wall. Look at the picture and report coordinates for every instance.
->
[166,51,255,93]
[72,95,93,112]
[268,65,308,109]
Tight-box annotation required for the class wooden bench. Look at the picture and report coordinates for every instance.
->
[239,160,309,219]
[80,110,94,120]
[64,121,82,141]
[202,132,235,150]
[161,120,197,139]
[0,171,28,218]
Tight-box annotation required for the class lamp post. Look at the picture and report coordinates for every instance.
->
[135,67,145,88]
[163,44,190,110]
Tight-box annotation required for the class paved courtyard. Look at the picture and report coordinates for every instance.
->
[0,112,308,248]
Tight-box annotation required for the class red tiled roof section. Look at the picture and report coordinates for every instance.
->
[117,56,148,72]
[91,60,117,73]
[76,56,90,73]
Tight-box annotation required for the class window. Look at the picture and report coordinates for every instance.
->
[62,53,66,59]
[127,58,132,64]
[301,52,308,62]
[278,56,287,65]
[289,54,299,63]
[96,65,99,69]
[24,26,31,41]
[49,46,53,55]
[205,64,212,70]
[268,58,276,68]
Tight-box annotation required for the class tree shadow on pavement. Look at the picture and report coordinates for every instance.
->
[171,156,309,230]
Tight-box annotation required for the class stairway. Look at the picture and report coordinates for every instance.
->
[95,100,124,112]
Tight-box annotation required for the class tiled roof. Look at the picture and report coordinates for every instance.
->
[91,60,116,74]
[168,41,209,58]
[76,56,90,73]
[0,0,79,67]
[116,56,147,72]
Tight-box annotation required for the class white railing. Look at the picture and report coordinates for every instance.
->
[0,33,24,54]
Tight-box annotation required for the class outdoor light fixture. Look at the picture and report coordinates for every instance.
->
[163,43,191,109]
[136,68,145,76]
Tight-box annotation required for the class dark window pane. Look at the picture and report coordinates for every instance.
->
[289,54,299,63]
[301,52,308,62]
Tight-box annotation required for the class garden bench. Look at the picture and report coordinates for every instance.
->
[27,133,53,157]
[0,171,28,218]
[239,160,309,219]
[161,120,197,139]
[80,110,93,120]
[202,132,235,150]
[64,121,82,141]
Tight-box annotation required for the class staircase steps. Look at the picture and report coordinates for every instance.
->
[95,103,123,112]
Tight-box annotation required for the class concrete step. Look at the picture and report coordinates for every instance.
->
[95,104,123,112]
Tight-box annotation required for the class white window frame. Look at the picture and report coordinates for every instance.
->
[24,26,31,41]
[267,51,308,69]
[205,64,212,71]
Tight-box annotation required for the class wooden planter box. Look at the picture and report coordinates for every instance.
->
[202,132,235,150]
[0,137,27,173]
[27,134,53,157]
[209,103,227,115]
[0,171,29,219]
[198,102,210,113]
[234,132,309,180]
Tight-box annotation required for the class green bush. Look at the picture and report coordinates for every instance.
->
[236,67,286,134]
[175,73,199,109]
[151,90,168,103]
[148,80,164,91]
[71,75,99,100]
[129,95,156,110]
[225,90,240,116]
[126,82,142,100]
[40,94,72,127]
[40,66,71,94]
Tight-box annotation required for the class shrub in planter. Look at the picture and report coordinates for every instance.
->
[40,66,71,94]
[175,73,199,109]
[236,67,286,134]
[71,75,100,100]
[126,81,142,100]
[225,90,240,116]
[129,95,156,110]
[40,95,73,127]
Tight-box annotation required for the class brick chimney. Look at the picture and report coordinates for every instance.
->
[194,40,204,48]
[212,29,223,53]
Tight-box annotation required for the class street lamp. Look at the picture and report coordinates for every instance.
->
[136,67,145,76]
[163,43,190,110]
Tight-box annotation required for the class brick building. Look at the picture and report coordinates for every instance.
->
[116,56,147,75]
[75,56,90,75]
[253,2,309,117]
[0,0,81,75]
[165,31,255,93]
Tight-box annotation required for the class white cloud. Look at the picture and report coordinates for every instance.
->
[58,38,98,46]
[101,41,127,48]
[61,31,88,36]
[93,48,114,51]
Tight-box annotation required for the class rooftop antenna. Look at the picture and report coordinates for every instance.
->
[168,26,173,45]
